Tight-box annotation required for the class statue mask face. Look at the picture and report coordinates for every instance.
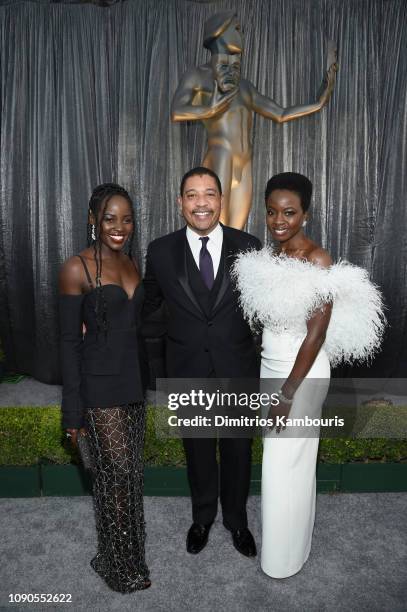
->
[211,54,241,93]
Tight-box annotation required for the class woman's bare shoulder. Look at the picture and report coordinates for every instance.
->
[307,246,332,268]
[59,253,88,294]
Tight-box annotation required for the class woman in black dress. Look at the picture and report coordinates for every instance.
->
[59,183,150,592]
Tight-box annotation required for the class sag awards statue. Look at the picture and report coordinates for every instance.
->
[171,10,338,229]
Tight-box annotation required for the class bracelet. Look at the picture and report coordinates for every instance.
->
[277,389,294,405]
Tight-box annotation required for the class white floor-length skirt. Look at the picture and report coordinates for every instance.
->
[260,330,331,579]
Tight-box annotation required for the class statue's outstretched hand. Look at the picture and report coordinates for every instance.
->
[209,80,238,114]
[317,62,338,106]
[317,40,338,106]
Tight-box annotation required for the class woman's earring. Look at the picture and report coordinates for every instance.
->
[302,220,307,228]
[91,225,96,241]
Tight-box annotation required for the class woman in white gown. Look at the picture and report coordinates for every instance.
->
[233,172,385,579]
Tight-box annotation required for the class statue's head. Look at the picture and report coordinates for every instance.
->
[203,11,243,55]
[210,54,241,93]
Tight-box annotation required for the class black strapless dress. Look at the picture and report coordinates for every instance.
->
[59,257,149,592]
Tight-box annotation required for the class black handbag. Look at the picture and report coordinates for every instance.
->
[77,431,95,476]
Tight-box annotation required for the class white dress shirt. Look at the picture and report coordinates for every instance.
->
[186,223,223,278]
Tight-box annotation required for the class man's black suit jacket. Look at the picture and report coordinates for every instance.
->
[142,224,262,379]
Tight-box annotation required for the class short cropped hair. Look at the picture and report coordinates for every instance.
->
[264,172,313,212]
[180,167,222,196]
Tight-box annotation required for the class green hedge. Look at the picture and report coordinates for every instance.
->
[0,406,406,466]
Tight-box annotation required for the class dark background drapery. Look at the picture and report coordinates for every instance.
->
[0,0,406,383]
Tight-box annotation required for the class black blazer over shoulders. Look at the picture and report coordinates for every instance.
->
[142,224,262,380]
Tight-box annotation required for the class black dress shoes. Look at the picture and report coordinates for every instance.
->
[230,527,257,557]
[186,522,213,554]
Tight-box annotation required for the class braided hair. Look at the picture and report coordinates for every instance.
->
[87,183,135,335]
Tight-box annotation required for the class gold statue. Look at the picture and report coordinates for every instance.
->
[171,11,338,229]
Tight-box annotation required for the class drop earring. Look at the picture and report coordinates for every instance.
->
[302,220,307,228]
[91,225,96,241]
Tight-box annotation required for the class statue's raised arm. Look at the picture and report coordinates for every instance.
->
[170,10,338,229]
[249,45,338,123]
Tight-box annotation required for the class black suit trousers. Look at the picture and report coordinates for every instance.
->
[182,435,252,529]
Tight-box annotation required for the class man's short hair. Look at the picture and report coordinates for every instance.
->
[203,10,237,50]
[264,172,313,212]
[180,167,222,195]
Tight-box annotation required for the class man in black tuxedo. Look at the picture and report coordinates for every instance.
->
[143,167,261,557]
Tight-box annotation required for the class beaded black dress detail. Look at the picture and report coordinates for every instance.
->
[60,255,149,592]
[86,403,148,592]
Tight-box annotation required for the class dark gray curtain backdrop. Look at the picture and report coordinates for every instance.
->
[0,0,406,383]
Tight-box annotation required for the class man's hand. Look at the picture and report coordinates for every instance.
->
[66,427,87,446]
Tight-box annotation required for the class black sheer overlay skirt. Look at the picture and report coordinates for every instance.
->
[84,402,149,592]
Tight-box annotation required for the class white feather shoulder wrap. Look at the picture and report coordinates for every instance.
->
[232,247,386,366]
